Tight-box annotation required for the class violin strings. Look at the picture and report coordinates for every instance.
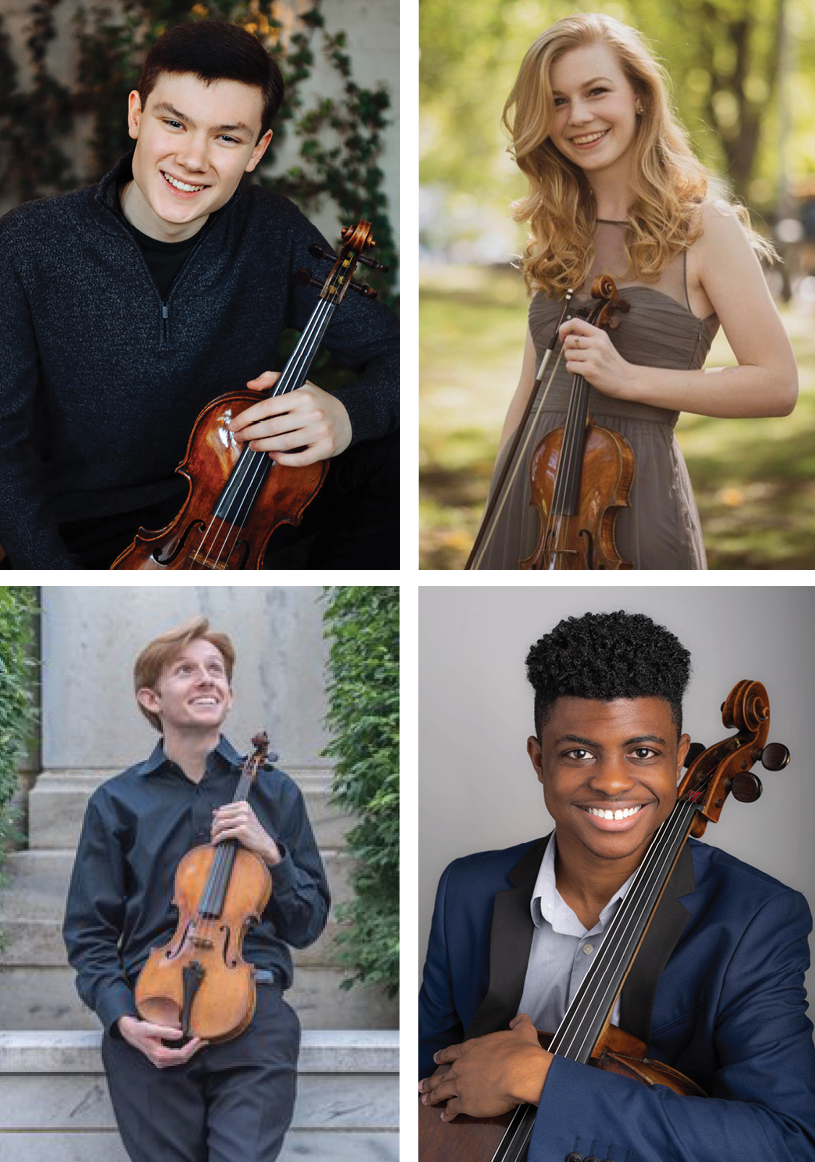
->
[189,299,333,567]
[541,301,597,568]
[204,298,336,567]
[182,298,335,568]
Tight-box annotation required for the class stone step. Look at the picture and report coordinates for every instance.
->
[0,850,351,969]
[28,770,350,851]
[0,1030,399,1161]
[0,964,397,1032]
[0,1132,398,1161]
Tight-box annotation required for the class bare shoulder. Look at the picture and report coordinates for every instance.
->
[691,199,752,258]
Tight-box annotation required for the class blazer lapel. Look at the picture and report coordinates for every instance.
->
[464,835,696,1047]
[465,835,549,1040]
[618,840,695,1043]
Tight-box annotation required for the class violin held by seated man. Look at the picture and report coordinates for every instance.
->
[0,20,398,570]
[418,610,815,1162]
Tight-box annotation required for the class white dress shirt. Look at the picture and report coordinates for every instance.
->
[516,830,637,1034]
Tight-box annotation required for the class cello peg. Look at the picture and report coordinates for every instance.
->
[759,742,790,771]
[730,772,763,803]
[683,741,707,768]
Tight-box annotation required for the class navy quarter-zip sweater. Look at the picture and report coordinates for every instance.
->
[0,152,399,568]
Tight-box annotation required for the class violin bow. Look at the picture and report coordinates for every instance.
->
[466,291,574,570]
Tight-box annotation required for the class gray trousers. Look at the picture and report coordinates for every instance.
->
[102,985,300,1162]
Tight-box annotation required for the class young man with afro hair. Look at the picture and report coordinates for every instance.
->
[0,20,398,569]
[419,610,815,1162]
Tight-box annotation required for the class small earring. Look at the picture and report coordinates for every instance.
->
[635,101,644,116]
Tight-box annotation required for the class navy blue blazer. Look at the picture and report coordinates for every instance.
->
[419,834,815,1162]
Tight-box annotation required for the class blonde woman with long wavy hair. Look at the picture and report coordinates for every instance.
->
[470,13,797,570]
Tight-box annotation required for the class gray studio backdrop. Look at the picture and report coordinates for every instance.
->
[419,586,815,1021]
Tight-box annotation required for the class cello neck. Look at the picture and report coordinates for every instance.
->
[492,799,698,1162]
[549,798,697,1059]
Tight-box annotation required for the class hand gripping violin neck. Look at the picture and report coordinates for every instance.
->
[519,273,634,570]
[134,732,279,1043]
[111,221,387,571]
[419,679,790,1162]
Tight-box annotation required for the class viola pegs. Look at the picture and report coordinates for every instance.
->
[759,742,790,771]
[729,772,763,803]
[293,268,324,290]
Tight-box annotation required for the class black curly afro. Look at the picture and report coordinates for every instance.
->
[526,611,691,737]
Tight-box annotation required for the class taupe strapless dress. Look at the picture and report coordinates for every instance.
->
[475,222,717,570]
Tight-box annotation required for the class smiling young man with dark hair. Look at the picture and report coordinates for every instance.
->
[419,611,815,1162]
[0,20,398,570]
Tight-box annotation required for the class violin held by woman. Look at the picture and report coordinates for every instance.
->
[468,13,797,571]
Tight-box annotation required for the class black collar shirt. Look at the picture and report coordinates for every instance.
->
[62,735,329,1035]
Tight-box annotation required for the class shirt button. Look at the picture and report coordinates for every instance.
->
[583,943,594,955]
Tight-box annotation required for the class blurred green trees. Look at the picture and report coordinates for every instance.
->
[421,0,815,232]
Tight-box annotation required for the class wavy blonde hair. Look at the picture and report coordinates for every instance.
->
[503,14,774,296]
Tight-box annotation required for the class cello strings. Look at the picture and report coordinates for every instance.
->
[184,298,335,567]
[490,794,700,1162]
[553,799,697,1061]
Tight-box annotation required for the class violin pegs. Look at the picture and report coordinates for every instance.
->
[759,742,790,771]
[347,279,377,298]
[356,253,389,273]
[293,268,324,290]
[308,243,336,262]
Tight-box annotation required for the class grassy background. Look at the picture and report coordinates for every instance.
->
[420,266,815,570]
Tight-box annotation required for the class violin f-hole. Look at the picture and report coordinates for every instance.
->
[152,520,207,565]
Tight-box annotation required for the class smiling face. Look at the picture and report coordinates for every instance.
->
[124,71,272,241]
[528,696,690,869]
[136,637,233,737]
[548,41,640,181]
